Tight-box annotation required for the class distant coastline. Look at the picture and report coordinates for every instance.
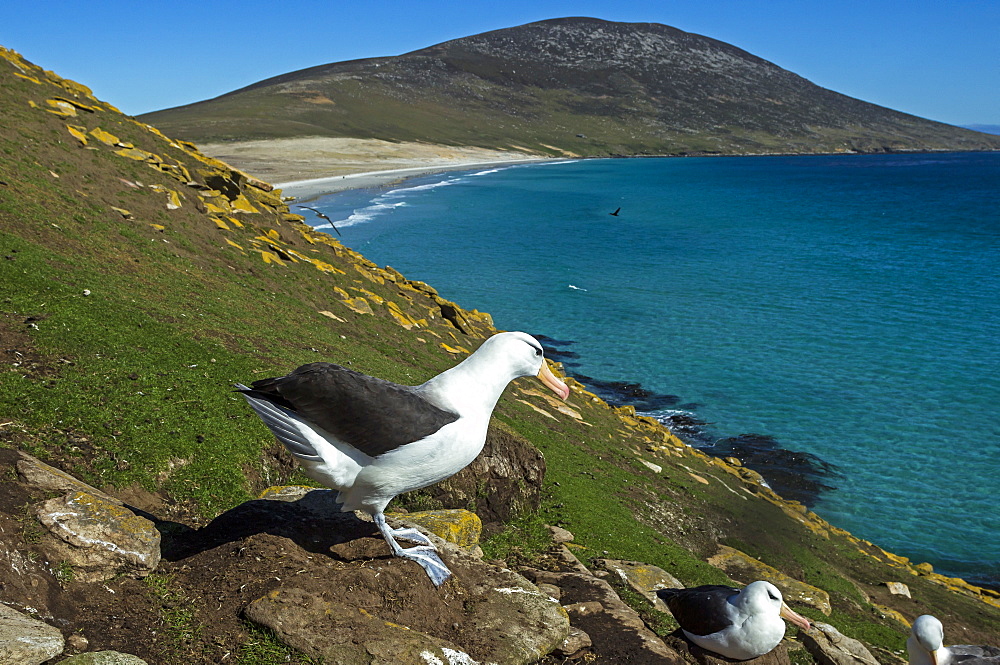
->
[276,157,564,201]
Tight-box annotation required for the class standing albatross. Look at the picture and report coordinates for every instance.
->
[236,331,569,586]
[657,581,812,660]
[908,614,1000,665]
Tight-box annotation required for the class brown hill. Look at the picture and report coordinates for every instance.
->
[141,17,1000,157]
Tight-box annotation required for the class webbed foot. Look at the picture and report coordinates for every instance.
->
[389,527,434,546]
[395,544,452,586]
[373,511,453,586]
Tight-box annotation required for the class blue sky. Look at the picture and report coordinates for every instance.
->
[3,0,998,126]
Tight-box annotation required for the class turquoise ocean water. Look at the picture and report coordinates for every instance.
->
[307,153,1000,586]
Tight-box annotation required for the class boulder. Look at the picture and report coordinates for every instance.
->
[884,582,910,597]
[204,495,568,664]
[244,587,475,665]
[524,569,685,663]
[34,490,160,582]
[547,525,574,543]
[394,509,483,549]
[554,627,593,658]
[16,453,122,505]
[57,652,149,664]
[800,622,882,665]
[707,545,832,615]
[594,559,684,611]
[445,542,572,664]
[0,604,64,665]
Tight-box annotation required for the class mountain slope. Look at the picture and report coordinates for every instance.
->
[141,17,1000,156]
[3,45,1000,663]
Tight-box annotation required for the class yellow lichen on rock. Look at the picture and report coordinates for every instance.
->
[872,603,910,627]
[336,295,374,316]
[66,124,88,145]
[516,399,558,420]
[165,190,182,210]
[14,72,44,85]
[229,194,259,214]
[389,509,483,549]
[41,98,77,117]
[440,342,470,355]
[259,250,285,266]
[386,301,424,330]
[89,127,121,146]
[115,147,161,163]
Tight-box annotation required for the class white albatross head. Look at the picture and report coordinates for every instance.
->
[422,331,570,413]
[908,615,948,665]
[467,331,570,399]
[737,581,812,632]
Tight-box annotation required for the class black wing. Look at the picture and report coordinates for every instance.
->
[243,362,458,457]
[656,585,740,636]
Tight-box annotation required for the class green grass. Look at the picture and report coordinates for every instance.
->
[612,583,679,639]
[143,573,208,660]
[481,511,552,563]
[236,624,319,665]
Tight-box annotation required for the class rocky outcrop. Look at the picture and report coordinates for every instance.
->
[244,587,478,665]
[524,568,685,662]
[394,509,483,549]
[16,455,123,505]
[13,451,163,584]
[170,486,571,663]
[57,652,150,665]
[801,623,882,665]
[594,558,684,611]
[34,490,160,583]
[0,604,64,665]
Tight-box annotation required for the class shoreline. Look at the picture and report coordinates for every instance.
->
[274,157,568,201]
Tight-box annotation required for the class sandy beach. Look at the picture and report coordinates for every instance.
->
[197,136,559,200]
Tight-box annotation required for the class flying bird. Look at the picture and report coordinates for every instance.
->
[236,332,570,586]
[657,581,811,660]
[908,615,1000,665]
[296,205,342,236]
[609,207,621,216]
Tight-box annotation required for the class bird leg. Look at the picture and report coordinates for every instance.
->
[372,512,452,586]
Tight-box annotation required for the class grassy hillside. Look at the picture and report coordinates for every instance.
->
[2,45,1000,663]
[140,17,1000,157]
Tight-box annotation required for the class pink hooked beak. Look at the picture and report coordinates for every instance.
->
[537,361,570,400]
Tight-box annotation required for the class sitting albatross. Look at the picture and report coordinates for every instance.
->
[908,614,1000,665]
[236,331,569,586]
[657,581,812,660]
